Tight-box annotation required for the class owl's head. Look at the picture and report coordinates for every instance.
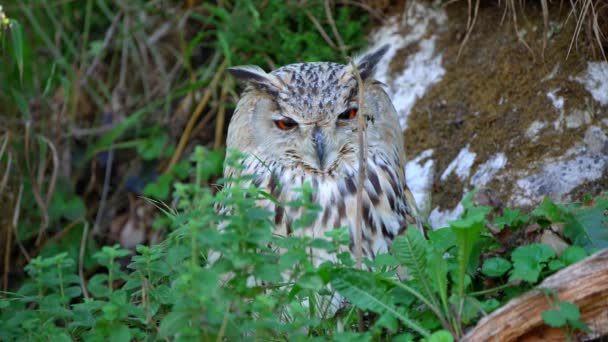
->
[226,45,404,176]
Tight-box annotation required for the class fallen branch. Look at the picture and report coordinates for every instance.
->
[464,249,608,341]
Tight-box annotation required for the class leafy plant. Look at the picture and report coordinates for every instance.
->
[1,148,604,340]
[541,289,591,339]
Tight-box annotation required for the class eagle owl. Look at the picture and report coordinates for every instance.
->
[224,45,421,265]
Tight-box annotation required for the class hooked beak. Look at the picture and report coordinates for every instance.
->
[312,126,326,170]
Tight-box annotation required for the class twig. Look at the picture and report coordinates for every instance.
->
[69,124,115,137]
[349,56,367,333]
[79,221,90,298]
[12,184,30,262]
[303,9,338,50]
[214,85,229,150]
[3,217,11,294]
[81,11,122,86]
[324,0,347,57]
[24,122,49,246]
[348,59,366,271]
[335,0,384,21]
[0,134,11,195]
[31,219,84,257]
[38,136,59,211]
[164,59,228,173]
[457,0,480,58]
[92,147,114,236]
[541,0,549,57]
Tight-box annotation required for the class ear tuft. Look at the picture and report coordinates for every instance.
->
[228,65,270,84]
[228,65,283,96]
[355,44,390,80]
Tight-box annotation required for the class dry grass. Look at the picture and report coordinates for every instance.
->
[447,0,608,60]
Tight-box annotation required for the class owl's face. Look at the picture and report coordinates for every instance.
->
[226,45,403,176]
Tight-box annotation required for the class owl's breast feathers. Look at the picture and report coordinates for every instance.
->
[224,152,421,264]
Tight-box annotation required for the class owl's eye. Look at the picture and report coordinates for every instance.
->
[274,118,298,130]
[338,108,358,120]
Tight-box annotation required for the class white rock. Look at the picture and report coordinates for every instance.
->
[470,153,508,187]
[441,144,476,181]
[576,61,608,106]
[405,149,435,213]
[369,2,447,131]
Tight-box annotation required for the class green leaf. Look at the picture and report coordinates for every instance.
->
[392,229,428,278]
[509,244,555,283]
[143,174,173,200]
[480,298,500,313]
[548,259,565,271]
[565,196,608,251]
[392,229,438,304]
[296,273,324,291]
[427,228,457,252]
[556,301,580,322]
[560,246,587,266]
[136,133,168,160]
[542,309,566,327]
[481,257,511,277]
[331,268,431,338]
[423,330,454,342]
[426,247,448,309]
[533,198,567,222]
[108,323,131,342]
[10,20,24,82]
[494,208,527,229]
[450,206,490,295]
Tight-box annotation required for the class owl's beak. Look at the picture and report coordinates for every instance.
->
[312,126,326,170]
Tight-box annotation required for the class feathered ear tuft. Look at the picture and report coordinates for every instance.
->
[228,65,282,96]
[354,44,390,80]
[228,65,269,84]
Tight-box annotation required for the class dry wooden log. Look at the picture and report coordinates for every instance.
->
[463,249,608,341]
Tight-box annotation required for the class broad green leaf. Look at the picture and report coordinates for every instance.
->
[423,330,454,342]
[509,244,555,283]
[560,246,587,266]
[533,198,567,222]
[450,206,490,295]
[542,309,566,327]
[494,208,527,229]
[565,195,608,251]
[481,257,511,277]
[556,301,580,322]
[392,229,439,305]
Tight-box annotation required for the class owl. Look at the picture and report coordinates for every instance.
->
[223,45,422,265]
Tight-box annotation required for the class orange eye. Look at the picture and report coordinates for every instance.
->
[274,118,298,130]
[338,108,358,120]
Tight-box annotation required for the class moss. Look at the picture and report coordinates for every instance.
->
[402,2,603,210]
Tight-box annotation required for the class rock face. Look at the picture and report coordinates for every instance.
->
[369,1,608,228]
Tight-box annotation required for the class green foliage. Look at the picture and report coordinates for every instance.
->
[481,257,511,277]
[205,0,367,67]
[541,289,591,337]
[1,147,604,340]
[533,195,608,252]
[509,243,555,283]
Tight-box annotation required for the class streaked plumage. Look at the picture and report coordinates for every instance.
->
[224,46,421,265]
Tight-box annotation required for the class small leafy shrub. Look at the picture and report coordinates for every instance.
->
[2,148,606,340]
